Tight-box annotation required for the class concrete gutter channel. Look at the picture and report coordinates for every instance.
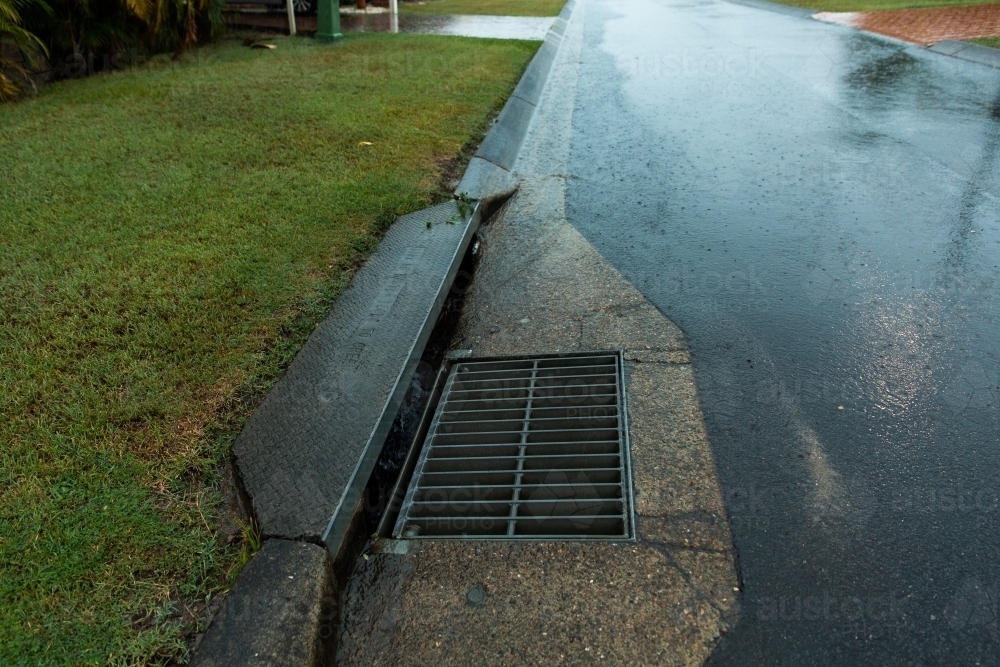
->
[927,40,1000,69]
[333,2,747,660]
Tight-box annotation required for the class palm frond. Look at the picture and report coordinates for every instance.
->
[1,0,48,100]
[0,0,22,23]
[120,0,153,23]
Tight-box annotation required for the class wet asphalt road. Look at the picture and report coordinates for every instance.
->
[559,0,1000,663]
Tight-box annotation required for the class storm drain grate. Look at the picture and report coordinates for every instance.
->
[392,351,634,540]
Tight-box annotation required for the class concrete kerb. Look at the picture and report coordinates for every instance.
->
[231,201,483,545]
[930,39,970,56]
[456,0,575,200]
[929,39,1000,69]
[196,201,483,667]
[190,539,337,667]
[192,4,578,662]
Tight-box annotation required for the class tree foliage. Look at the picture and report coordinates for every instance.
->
[1,0,221,100]
[0,0,48,100]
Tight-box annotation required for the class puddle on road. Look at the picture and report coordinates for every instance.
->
[341,13,553,40]
[225,11,552,40]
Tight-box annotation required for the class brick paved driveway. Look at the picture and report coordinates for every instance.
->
[814,3,1000,45]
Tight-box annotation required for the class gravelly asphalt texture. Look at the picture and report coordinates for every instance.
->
[561,0,1000,664]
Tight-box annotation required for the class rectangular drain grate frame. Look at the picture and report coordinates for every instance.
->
[392,351,634,540]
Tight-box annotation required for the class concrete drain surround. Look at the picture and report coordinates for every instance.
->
[231,200,482,547]
[392,351,634,540]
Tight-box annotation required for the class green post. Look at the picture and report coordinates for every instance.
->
[316,0,342,41]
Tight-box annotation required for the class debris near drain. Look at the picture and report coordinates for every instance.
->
[466,584,487,606]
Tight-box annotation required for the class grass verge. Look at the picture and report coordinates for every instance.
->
[970,36,1000,48]
[0,32,537,665]
[401,0,566,16]
[767,0,999,12]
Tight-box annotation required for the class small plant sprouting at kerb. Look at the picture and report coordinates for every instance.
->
[429,194,477,228]
[243,518,261,553]
[455,192,474,218]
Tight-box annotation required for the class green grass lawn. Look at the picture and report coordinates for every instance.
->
[0,33,536,665]
[971,36,1000,47]
[401,0,566,16]
[768,0,998,12]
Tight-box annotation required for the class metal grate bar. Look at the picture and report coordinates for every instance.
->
[432,428,619,436]
[434,440,618,451]
[410,483,625,489]
[426,453,621,462]
[393,351,634,540]
[507,359,537,535]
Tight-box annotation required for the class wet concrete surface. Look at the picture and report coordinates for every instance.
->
[558,0,1000,664]
[336,10,740,661]
[338,181,739,667]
